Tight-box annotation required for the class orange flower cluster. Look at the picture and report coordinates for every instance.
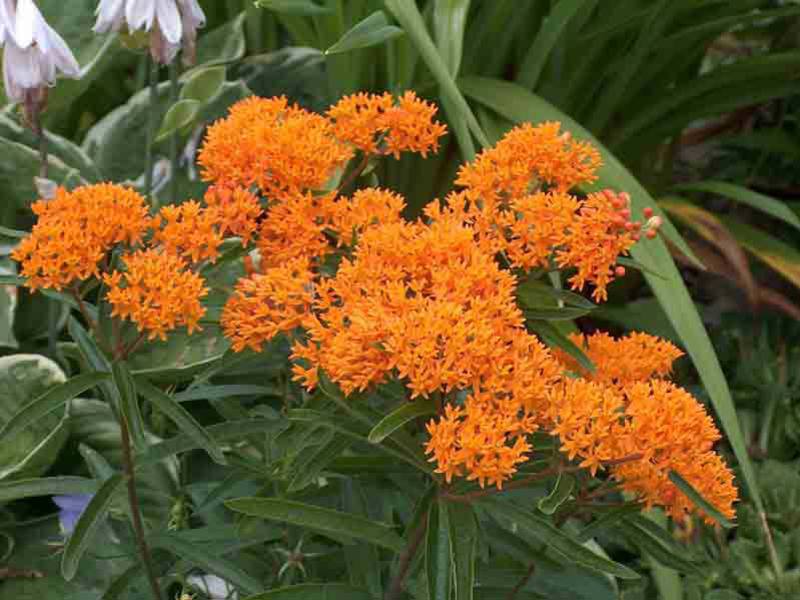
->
[11,184,152,290]
[103,250,208,341]
[546,333,737,523]
[199,92,447,202]
[327,91,447,157]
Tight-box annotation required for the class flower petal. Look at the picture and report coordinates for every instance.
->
[155,0,181,44]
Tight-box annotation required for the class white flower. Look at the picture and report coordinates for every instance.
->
[186,574,238,600]
[94,0,205,64]
[0,0,14,45]
[2,0,80,104]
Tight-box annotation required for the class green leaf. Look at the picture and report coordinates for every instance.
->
[288,433,351,492]
[341,480,382,597]
[242,585,375,600]
[155,99,202,143]
[180,66,226,103]
[538,473,575,516]
[194,12,247,67]
[617,515,703,575]
[110,361,147,451]
[517,278,596,311]
[427,500,453,600]
[368,398,436,443]
[668,471,733,529]
[173,384,276,402]
[100,564,142,600]
[482,498,639,579]
[0,372,107,442]
[325,11,404,55]
[720,218,800,291]
[225,498,405,552]
[448,501,477,600]
[517,0,597,90]
[526,320,594,373]
[0,354,71,480]
[433,0,471,75]
[0,476,98,502]
[0,274,27,286]
[673,180,800,232]
[136,378,226,465]
[254,0,331,15]
[384,0,488,159]
[457,75,766,523]
[61,473,124,580]
[151,532,263,596]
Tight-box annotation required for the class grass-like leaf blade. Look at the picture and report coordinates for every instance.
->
[368,398,436,443]
[668,471,733,529]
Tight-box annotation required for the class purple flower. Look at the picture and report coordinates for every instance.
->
[53,494,92,535]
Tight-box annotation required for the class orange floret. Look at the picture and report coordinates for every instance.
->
[555,331,684,385]
[221,258,315,352]
[455,122,601,202]
[330,187,406,246]
[12,183,152,291]
[204,186,263,245]
[198,96,353,200]
[327,91,447,157]
[104,249,208,341]
[154,201,223,264]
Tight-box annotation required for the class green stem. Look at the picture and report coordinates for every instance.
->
[384,511,429,600]
[119,414,163,600]
[144,56,159,207]
[168,59,180,205]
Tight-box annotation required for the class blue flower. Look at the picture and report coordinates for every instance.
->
[53,494,92,535]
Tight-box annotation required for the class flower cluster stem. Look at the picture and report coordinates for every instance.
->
[168,59,180,205]
[144,56,159,207]
[384,512,428,600]
[119,414,163,600]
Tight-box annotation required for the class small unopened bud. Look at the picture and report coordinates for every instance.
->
[643,207,654,218]
[619,192,631,206]
[625,222,636,232]
[646,229,658,239]
[614,266,626,277]
[647,216,663,230]
[632,232,641,241]
[619,208,631,219]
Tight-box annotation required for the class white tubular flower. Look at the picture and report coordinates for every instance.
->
[2,0,80,104]
[94,0,205,65]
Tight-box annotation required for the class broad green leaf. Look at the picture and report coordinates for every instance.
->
[538,473,575,516]
[517,0,597,90]
[673,180,800,232]
[482,498,639,579]
[427,500,452,600]
[180,66,227,103]
[448,501,477,600]
[225,498,405,552]
[368,398,436,443]
[0,476,98,502]
[0,372,107,442]
[194,12,247,67]
[136,378,226,465]
[457,75,766,522]
[254,0,331,16]
[61,473,124,580]
[155,99,202,143]
[325,11,404,55]
[668,471,733,529]
[151,532,263,596]
[0,354,71,480]
[617,515,703,575]
[384,0,488,159]
[433,0,471,75]
[242,585,375,599]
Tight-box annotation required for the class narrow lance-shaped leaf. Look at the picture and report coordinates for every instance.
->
[136,377,227,465]
[448,501,477,600]
[368,398,436,443]
[668,471,733,529]
[61,473,124,580]
[241,584,375,599]
[111,360,148,451]
[0,476,99,502]
[226,498,405,552]
[427,500,453,600]
[538,472,576,515]
[0,372,108,441]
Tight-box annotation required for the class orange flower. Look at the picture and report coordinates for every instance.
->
[12,183,152,291]
[456,122,601,202]
[556,331,684,386]
[204,186,263,245]
[154,201,223,264]
[327,91,447,157]
[256,191,338,268]
[198,96,353,200]
[104,249,208,341]
[329,187,406,246]
[221,258,314,352]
